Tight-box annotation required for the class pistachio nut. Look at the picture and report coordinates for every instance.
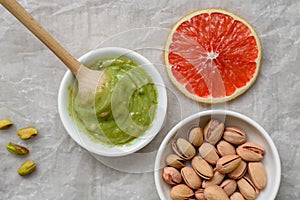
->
[181,166,202,190]
[237,177,259,200]
[228,160,247,180]
[204,185,229,200]
[166,154,185,169]
[220,179,237,197]
[172,138,196,160]
[223,127,247,145]
[248,162,267,190]
[18,160,36,176]
[170,184,194,200]
[216,155,241,174]
[202,170,225,188]
[0,119,13,129]
[188,127,204,147]
[6,142,29,155]
[17,126,38,140]
[195,189,205,200]
[230,192,245,200]
[162,167,182,185]
[217,140,236,157]
[204,119,224,144]
[191,156,214,180]
[199,143,219,165]
[236,142,264,162]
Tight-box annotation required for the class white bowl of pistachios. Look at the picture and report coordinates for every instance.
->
[154,110,281,200]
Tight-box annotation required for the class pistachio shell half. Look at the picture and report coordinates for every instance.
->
[172,138,196,160]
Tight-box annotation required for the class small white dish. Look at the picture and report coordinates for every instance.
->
[58,47,167,157]
[154,110,281,200]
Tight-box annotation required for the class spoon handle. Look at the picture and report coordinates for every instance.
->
[0,0,81,75]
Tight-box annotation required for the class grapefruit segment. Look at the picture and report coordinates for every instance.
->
[165,9,262,103]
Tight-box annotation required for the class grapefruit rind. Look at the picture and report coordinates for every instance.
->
[164,8,262,104]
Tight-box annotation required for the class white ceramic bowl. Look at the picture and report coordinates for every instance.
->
[154,110,281,200]
[58,47,167,157]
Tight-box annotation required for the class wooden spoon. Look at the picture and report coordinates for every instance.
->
[0,0,105,96]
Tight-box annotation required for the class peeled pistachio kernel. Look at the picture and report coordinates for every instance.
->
[18,160,36,176]
[6,142,29,155]
[0,119,13,129]
[17,126,38,140]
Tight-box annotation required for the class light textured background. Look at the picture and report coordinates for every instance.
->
[0,0,299,199]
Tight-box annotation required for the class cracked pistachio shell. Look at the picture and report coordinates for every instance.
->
[162,167,182,185]
[0,119,13,129]
[204,119,224,145]
[172,138,196,160]
[199,143,219,165]
[18,160,36,176]
[181,166,202,190]
[188,127,203,147]
[216,155,241,174]
[237,177,259,200]
[166,154,185,169]
[6,142,29,155]
[248,162,267,190]
[170,184,194,200]
[204,185,229,200]
[17,126,38,140]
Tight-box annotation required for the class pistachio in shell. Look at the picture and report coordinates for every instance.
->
[172,138,196,160]
[181,166,202,190]
[166,154,185,169]
[170,184,194,200]
[199,142,219,165]
[162,167,182,185]
[188,127,203,147]
[204,185,229,200]
[191,156,214,180]
[248,162,267,190]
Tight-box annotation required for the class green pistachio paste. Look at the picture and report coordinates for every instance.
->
[68,57,158,146]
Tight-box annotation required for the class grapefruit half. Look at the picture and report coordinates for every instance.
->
[165,9,262,103]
